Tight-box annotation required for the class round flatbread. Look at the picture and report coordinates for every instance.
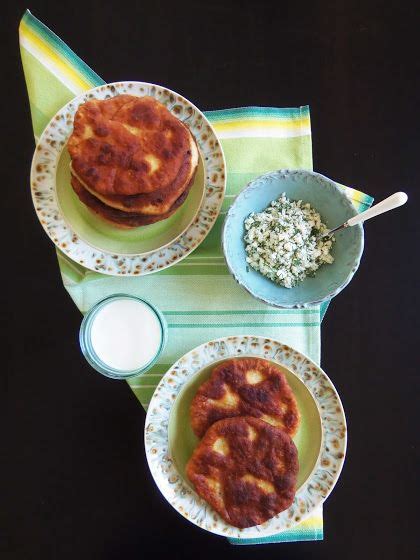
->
[70,136,198,215]
[190,358,300,438]
[186,416,299,528]
[71,175,191,229]
[68,94,198,196]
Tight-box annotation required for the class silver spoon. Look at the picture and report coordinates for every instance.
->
[318,191,408,239]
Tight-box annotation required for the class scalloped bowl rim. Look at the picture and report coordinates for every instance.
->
[222,169,364,309]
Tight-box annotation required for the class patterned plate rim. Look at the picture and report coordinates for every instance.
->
[144,335,347,538]
[30,81,226,276]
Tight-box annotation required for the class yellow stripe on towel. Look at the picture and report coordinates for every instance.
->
[19,19,94,94]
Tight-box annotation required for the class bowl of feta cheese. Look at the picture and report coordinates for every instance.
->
[222,169,364,308]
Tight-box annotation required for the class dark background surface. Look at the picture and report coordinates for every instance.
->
[4,1,419,559]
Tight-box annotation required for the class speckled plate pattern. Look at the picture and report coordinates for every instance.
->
[30,82,226,276]
[144,335,347,538]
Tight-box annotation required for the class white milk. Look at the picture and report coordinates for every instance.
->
[90,298,162,372]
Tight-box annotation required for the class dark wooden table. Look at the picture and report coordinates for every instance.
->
[5,1,419,558]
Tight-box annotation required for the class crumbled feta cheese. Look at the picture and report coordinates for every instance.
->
[243,193,335,288]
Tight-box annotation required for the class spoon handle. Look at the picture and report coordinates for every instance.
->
[347,191,408,227]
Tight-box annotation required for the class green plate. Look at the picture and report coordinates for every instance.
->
[56,148,205,256]
[168,358,322,491]
[31,81,226,275]
[145,335,347,538]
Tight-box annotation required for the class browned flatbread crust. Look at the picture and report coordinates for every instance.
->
[67,95,198,197]
[71,174,192,229]
[186,416,298,528]
[69,135,197,214]
[190,358,300,438]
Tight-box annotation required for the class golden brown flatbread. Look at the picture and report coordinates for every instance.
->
[186,416,298,528]
[71,174,191,229]
[69,138,197,215]
[67,95,198,197]
[190,358,300,438]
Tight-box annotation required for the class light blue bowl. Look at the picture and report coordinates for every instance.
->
[222,169,364,308]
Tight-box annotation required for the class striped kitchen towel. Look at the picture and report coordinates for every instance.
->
[19,9,373,545]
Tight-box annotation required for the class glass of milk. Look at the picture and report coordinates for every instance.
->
[79,294,167,379]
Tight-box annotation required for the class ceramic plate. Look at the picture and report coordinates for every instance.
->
[145,335,347,538]
[31,82,226,275]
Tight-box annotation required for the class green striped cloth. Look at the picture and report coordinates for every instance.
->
[19,9,373,545]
